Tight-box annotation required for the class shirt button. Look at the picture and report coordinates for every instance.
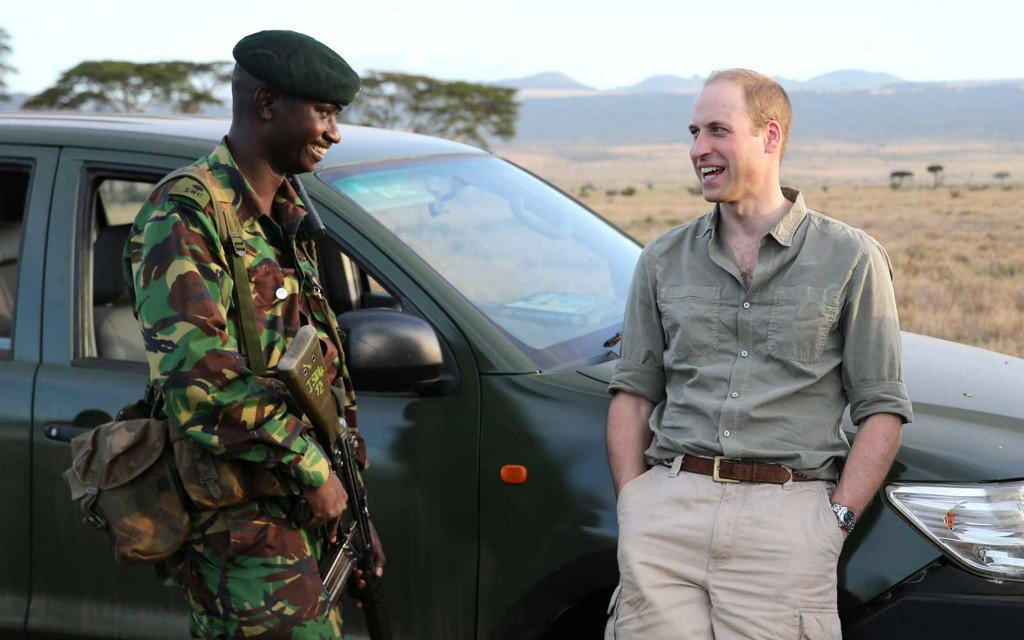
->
[275,287,288,300]
[741,350,749,357]
[723,430,731,437]
[731,392,739,398]
[742,302,751,309]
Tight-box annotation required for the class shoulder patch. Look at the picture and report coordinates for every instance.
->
[167,177,212,211]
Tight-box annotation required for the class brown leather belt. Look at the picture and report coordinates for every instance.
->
[663,455,814,484]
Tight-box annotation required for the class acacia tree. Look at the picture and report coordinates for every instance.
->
[889,170,913,190]
[23,60,230,113]
[993,171,1010,188]
[927,164,943,189]
[344,72,519,149]
[0,27,15,103]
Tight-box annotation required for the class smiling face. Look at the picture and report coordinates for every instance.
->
[688,79,780,206]
[265,94,342,174]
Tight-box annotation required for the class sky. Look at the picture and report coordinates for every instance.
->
[4,0,1023,94]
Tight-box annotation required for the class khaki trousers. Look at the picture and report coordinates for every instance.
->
[606,459,844,640]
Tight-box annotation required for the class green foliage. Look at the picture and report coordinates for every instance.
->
[23,60,230,113]
[344,71,519,149]
[620,186,637,196]
[0,27,15,103]
[889,170,913,190]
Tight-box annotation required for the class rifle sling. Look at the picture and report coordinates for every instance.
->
[212,203,267,376]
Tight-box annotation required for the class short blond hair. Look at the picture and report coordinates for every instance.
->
[706,68,792,160]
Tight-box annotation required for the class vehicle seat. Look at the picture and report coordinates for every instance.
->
[93,224,146,362]
[0,222,21,340]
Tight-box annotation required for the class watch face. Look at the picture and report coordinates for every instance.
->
[840,509,856,528]
[832,502,857,531]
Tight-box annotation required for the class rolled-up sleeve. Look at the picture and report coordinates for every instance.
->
[608,248,667,404]
[840,239,914,425]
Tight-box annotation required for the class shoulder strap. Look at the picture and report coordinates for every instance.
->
[155,167,266,376]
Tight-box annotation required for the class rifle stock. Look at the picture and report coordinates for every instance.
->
[278,325,392,640]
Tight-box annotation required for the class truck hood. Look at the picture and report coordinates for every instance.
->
[901,332,1024,425]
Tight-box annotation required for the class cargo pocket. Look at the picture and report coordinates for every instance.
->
[604,583,623,640]
[657,285,721,360]
[767,286,839,363]
[798,608,841,639]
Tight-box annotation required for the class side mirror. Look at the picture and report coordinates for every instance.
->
[338,308,447,395]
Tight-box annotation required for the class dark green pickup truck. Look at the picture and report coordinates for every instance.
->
[1,113,1022,639]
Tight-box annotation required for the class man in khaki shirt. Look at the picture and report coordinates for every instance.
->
[604,69,913,639]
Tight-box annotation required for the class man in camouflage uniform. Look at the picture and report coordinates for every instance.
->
[124,30,383,638]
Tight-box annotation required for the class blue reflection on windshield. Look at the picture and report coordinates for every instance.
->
[320,155,640,370]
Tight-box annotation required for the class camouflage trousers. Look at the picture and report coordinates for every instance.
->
[169,498,342,639]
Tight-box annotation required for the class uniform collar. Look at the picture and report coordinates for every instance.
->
[696,187,806,247]
[205,138,308,232]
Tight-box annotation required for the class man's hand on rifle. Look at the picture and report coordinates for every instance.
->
[351,520,387,608]
[304,472,348,542]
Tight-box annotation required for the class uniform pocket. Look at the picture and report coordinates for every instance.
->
[798,608,841,639]
[248,263,285,312]
[767,286,839,363]
[657,285,721,360]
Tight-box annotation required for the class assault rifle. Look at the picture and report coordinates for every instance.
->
[278,324,392,640]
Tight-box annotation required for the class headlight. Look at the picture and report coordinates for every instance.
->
[885,481,1024,581]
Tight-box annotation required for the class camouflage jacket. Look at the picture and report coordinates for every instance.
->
[124,138,360,490]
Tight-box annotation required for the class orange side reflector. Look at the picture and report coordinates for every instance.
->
[501,465,528,484]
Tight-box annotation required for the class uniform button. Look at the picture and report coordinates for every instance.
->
[741,350,749,357]
[723,430,731,437]
[731,391,739,398]
[742,302,751,309]
[275,287,288,300]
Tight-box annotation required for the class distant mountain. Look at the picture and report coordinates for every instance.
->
[802,69,903,90]
[503,81,1024,145]
[494,72,594,91]
[499,69,910,99]
[618,74,704,94]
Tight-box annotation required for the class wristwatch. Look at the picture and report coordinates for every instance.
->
[831,502,857,534]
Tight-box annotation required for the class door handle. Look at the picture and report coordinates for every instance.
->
[44,423,93,442]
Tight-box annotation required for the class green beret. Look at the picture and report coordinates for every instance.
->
[233,30,360,106]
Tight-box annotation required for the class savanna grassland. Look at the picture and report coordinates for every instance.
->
[501,142,1024,358]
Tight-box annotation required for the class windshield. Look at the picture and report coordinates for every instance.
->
[318,155,640,370]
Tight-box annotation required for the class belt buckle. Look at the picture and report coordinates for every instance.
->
[713,456,740,483]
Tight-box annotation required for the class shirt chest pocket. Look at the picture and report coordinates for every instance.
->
[247,263,286,313]
[657,285,721,360]
[767,286,841,363]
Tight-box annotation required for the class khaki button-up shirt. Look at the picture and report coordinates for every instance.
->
[608,188,913,480]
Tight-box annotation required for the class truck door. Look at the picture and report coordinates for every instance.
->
[0,145,57,637]
[30,149,482,639]
[29,149,190,638]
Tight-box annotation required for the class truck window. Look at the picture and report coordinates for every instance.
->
[80,172,400,365]
[0,165,29,354]
[79,171,158,364]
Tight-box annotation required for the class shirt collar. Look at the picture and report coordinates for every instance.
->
[695,187,806,247]
[768,187,807,247]
[206,137,308,231]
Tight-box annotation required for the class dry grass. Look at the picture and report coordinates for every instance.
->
[501,144,1024,358]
